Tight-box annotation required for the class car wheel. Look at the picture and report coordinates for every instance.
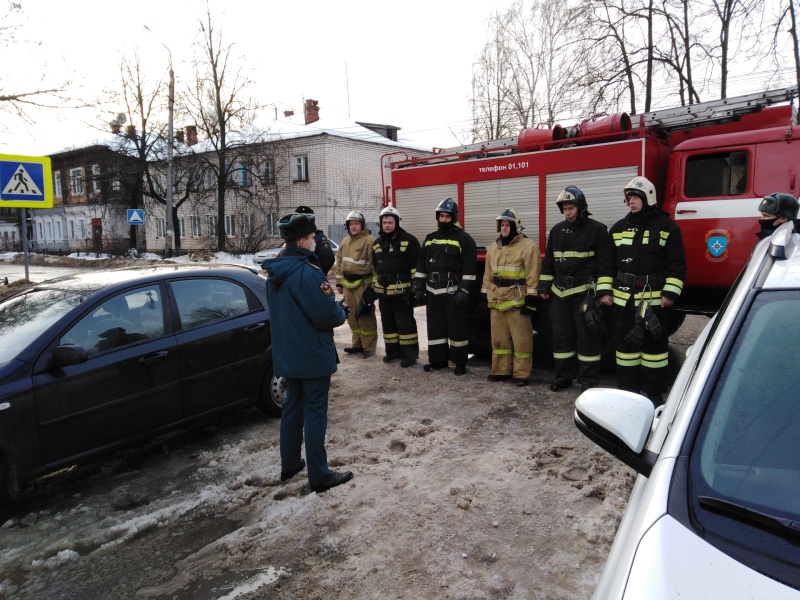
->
[257,363,285,417]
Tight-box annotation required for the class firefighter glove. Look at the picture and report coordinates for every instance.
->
[402,289,415,307]
[361,286,377,305]
[336,298,349,319]
[520,295,538,316]
[453,288,470,308]
[581,295,607,337]
[414,289,427,305]
[624,323,645,350]
[644,307,663,340]
[354,297,373,319]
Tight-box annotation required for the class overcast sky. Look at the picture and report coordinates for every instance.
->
[1,0,519,157]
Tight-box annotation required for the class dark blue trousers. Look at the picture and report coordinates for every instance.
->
[281,376,334,486]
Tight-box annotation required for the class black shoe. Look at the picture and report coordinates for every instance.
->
[400,358,417,368]
[310,471,353,493]
[423,362,448,372]
[549,380,573,392]
[361,350,375,359]
[343,346,364,354]
[514,378,529,387]
[454,364,467,376]
[383,355,400,363]
[280,458,306,482]
[487,374,511,382]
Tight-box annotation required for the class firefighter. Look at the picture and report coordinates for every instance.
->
[480,208,541,386]
[357,206,420,367]
[755,192,799,240]
[335,210,377,357]
[597,176,687,406]
[538,187,610,393]
[295,205,335,273]
[414,198,478,375]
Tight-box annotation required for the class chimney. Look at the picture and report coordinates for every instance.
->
[304,99,320,125]
[175,129,185,144]
[125,125,137,139]
[284,110,295,118]
[110,123,121,134]
[186,125,198,146]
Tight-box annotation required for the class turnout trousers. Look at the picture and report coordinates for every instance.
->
[425,292,469,366]
[280,376,334,487]
[549,294,602,387]
[489,307,533,379]
[611,302,670,396]
[378,295,419,360]
[343,285,378,352]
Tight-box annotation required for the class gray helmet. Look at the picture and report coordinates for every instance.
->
[759,193,799,220]
[436,198,459,222]
[345,210,365,228]
[556,186,588,214]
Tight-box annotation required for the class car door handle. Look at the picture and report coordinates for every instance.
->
[244,322,266,333]
[677,209,697,214]
[138,350,169,365]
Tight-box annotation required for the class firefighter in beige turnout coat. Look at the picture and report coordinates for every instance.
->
[480,208,541,386]
[335,210,377,357]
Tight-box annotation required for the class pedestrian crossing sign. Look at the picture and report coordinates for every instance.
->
[0,154,53,208]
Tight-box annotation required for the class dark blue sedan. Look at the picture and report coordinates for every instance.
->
[0,264,284,505]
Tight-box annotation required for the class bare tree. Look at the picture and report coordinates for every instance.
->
[773,0,800,121]
[179,3,266,251]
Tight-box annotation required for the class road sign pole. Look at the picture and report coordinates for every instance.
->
[20,208,29,281]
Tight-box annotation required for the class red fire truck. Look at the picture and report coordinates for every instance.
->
[382,87,799,351]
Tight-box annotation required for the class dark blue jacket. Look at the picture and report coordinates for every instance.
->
[265,246,346,378]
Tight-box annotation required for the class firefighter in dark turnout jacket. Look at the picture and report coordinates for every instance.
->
[539,187,610,393]
[414,198,478,375]
[359,206,421,368]
[598,176,686,405]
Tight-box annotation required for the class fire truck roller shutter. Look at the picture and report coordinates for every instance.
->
[395,184,457,244]
[464,177,539,249]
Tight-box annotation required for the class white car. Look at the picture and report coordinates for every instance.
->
[253,239,338,267]
[576,221,800,599]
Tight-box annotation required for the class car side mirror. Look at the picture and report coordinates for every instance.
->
[50,344,89,367]
[574,389,658,477]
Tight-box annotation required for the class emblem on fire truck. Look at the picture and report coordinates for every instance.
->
[705,229,730,262]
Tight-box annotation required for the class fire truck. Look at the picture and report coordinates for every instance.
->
[381,87,799,353]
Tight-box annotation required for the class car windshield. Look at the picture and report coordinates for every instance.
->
[0,289,88,365]
[690,290,800,522]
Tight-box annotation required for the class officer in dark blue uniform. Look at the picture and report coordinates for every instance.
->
[265,212,352,493]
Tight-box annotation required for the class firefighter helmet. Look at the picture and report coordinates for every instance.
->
[435,198,459,222]
[495,207,523,232]
[556,186,588,214]
[345,210,366,228]
[623,176,657,205]
[295,205,314,215]
[759,193,799,220]
[379,205,402,223]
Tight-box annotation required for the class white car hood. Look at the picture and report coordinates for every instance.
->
[624,516,800,599]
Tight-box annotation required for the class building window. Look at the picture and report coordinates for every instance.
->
[112,178,121,192]
[45,220,52,242]
[54,171,62,197]
[266,212,279,235]
[55,220,62,241]
[68,220,75,239]
[91,164,101,194]
[203,169,215,190]
[224,214,236,237]
[261,158,276,185]
[37,222,43,240]
[190,215,201,237]
[78,218,86,239]
[293,154,309,182]
[207,215,218,237]
[241,213,252,237]
[236,161,252,187]
[177,217,185,238]
[69,167,84,196]
[156,218,166,238]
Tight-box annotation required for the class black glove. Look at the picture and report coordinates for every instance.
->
[361,286,377,305]
[453,288,470,308]
[624,323,645,350]
[414,288,427,305]
[336,298,349,319]
[354,297,373,319]
[402,289,415,307]
[581,295,608,337]
[520,295,537,316]
[634,300,663,341]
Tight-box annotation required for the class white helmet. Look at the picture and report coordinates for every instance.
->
[623,176,657,205]
[379,205,402,222]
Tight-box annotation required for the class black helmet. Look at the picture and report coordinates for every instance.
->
[436,198,459,222]
[295,205,314,215]
[556,186,588,214]
[759,193,799,220]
